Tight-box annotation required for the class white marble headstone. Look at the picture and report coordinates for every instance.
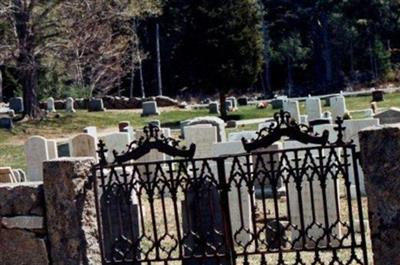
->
[283,100,301,122]
[25,136,49,181]
[184,125,217,159]
[70,134,97,159]
[306,97,322,121]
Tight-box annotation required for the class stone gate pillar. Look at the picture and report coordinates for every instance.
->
[43,158,101,265]
[359,124,400,265]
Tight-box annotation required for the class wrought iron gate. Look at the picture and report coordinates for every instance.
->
[92,111,369,265]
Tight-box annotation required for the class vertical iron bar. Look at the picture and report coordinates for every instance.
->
[351,146,369,264]
[216,156,236,265]
[93,166,106,265]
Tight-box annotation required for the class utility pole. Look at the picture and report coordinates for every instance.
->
[156,22,163,96]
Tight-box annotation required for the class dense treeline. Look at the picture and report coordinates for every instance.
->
[135,0,400,98]
[1,0,400,119]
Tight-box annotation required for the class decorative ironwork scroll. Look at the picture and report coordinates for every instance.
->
[242,110,330,153]
[97,124,196,165]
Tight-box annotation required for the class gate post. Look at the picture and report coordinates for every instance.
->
[216,157,236,265]
[43,158,101,265]
[359,124,400,265]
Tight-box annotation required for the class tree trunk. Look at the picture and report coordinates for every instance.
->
[13,0,41,119]
[219,92,227,120]
[260,2,272,97]
[350,40,355,81]
[287,57,293,97]
[0,68,3,103]
[139,56,145,98]
[321,12,333,87]
[369,39,376,79]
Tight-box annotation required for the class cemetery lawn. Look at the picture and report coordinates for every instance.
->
[1,91,400,170]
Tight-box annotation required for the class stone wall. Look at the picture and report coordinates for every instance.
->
[39,95,178,110]
[359,124,400,265]
[0,158,100,265]
[0,182,49,265]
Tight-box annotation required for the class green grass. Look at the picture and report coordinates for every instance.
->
[1,92,400,171]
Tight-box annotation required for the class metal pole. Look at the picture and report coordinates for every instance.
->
[156,22,163,96]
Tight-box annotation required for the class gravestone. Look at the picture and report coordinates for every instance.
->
[83,126,97,137]
[238,97,248,106]
[24,136,49,181]
[182,116,226,142]
[305,96,322,121]
[251,142,284,198]
[16,169,27,182]
[225,100,233,111]
[0,167,16,183]
[344,118,380,197]
[141,101,160,116]
[118,121,130,132]
[182,182,227,265]
[66,97,76,113]
[11,169,21,182]
[283,100,300,122]
[47,97,56,112]
[283,140,341,248]
[122,126,135,143]
[88,98,105,112]
[57,142,71,157]
[372,90,384,102]
[47,140,58,159]
[227,96,238,109]
[212,142,253,246]
[271,96,288,109]
[134,130,167,179]
[209,102,219,114]
[373,107,400,124]
[9,97,24,113]
[228,131,257,142]
[184,125,217,158]
[313,124,338,143]
[330,95,347,119]
[12,168,26,182]
[99,132,131,163]
[0,117,13,129]
[70,134,97,159]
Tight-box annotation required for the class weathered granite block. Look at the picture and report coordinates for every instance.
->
[0,228,49,265]
[0,182,44,216]
[43,158,101,265]
[359,124,400,265]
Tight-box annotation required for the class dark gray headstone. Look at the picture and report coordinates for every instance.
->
[101,187,140,261]
[9,97,24,113]
[238,97,248,106]
[372,90,384,102]
[209,102,219,114]
[0,117,13,129]
[182,182,229,265]
[88,98,105,112]
[271,98,286,109]
[57,143,70,157]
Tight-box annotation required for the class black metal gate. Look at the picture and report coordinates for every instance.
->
[92,111,369,265]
